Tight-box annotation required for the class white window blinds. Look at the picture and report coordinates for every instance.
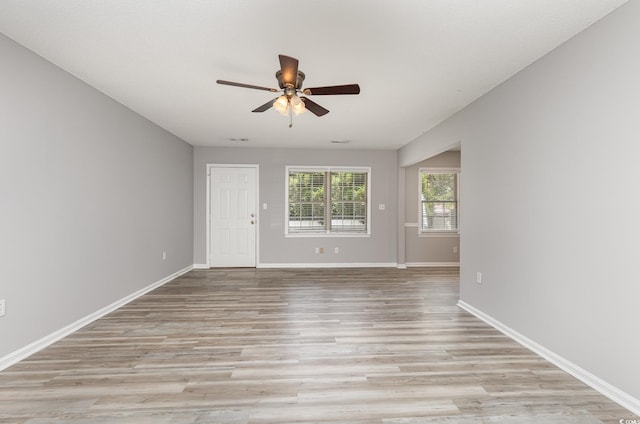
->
[287,167,370,235]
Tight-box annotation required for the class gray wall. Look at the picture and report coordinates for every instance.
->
[0,34,194,359]
[404,151,460,264]
[194,147,398,266]
[399,1,640,401]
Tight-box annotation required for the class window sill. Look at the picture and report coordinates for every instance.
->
[418,231,460,238]
[285,233,371,238]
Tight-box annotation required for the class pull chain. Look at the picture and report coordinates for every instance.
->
[289,104,293,128]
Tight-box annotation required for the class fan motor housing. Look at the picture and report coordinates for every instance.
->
[276,70,305,90]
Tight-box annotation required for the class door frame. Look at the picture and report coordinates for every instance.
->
[206,164,260,268]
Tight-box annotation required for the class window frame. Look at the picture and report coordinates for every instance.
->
[285,166,371,237]
[418,167,460,235]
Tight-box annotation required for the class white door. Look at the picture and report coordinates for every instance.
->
[209,166,257,267]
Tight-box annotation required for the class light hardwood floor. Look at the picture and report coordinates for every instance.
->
[0,267,634,423]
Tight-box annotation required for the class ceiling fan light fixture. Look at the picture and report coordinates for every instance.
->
[218,54,360,124]
[290,94,305,116]
[273,95,289,115]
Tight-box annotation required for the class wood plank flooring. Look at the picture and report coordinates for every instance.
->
[0,267,634,423]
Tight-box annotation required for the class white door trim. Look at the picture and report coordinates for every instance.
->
[206,164,259,268]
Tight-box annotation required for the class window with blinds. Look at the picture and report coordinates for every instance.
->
[288,171,327,233]
[419,168,459,232]
[287,167,370,235]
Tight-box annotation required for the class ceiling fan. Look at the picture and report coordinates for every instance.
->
[217,54,360,126]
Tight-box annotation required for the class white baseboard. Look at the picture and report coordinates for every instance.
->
[0,265,193,372]
[406,262,460,267]
[457,300,640,417]
[192,264,209,269]
[257,262,398,269]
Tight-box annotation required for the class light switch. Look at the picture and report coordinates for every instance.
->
[378,204,385,210]
[263,203,268,210]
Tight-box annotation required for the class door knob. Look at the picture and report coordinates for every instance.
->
[251,220,255,224]
[250,213,255,217]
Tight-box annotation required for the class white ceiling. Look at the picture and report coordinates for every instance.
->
[0,0,628,150]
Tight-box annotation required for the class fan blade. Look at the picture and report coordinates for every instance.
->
[301,97,329,117]
[303,84,360,95]
[217,80,278,92]
[278,55,299,87]
[252,98,278,113]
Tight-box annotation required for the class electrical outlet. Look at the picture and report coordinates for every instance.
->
[315,247,320,254]
[334,247,340,254]
[0,299,5,317]
[476,272,482,284]
[453,246,458,253]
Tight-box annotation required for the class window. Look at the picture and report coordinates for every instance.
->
[419,168,459,233]
[287,167,370,235]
